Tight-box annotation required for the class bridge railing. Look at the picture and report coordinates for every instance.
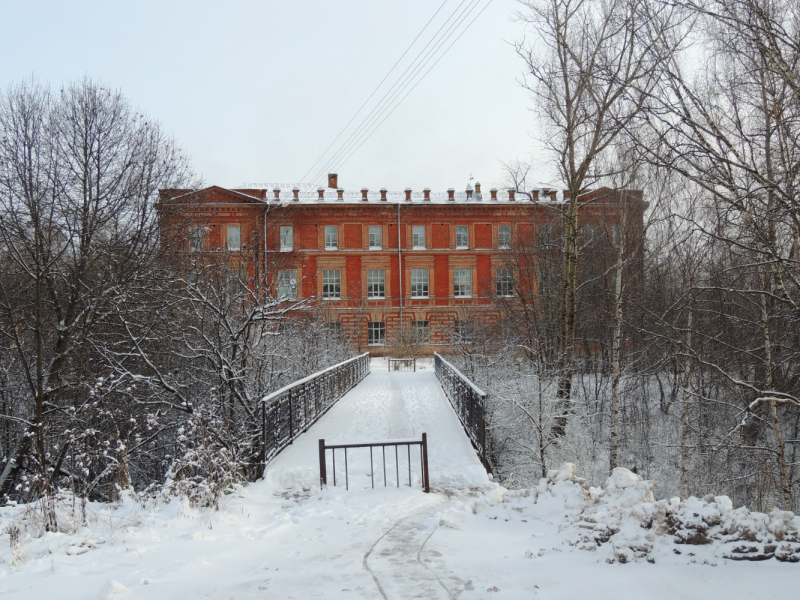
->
[260,352,370,467]
[434,352,491,472]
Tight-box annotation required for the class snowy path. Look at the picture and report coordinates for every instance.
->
[1,359,798,599]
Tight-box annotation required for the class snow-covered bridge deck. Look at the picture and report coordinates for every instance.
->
[263,358,490,493]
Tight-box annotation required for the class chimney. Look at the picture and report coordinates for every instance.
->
[448,188,455,202]
[508,189,516,201]
[550,190,557,201]
[380,188,387,202]
[292,187,299,202]
[475,182,481,194]
[490,188,497,201]
[466,186,473,200]
[563,189,570,201]
[423,188,431,201]
[328,173,338,189]
[405,188,412,202]
[532,190,539,201]
[361,188,369,202]
[542,188,550,201]
[337,188,344,201]
[273,188,280,201]
[317,187,325,202]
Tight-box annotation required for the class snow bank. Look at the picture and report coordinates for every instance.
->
[528,463,800,563]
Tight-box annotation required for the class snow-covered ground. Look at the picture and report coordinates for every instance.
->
[0,358,797,599]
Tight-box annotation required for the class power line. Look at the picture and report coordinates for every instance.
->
[299,0,452,184]
[309,0,484,186]
[304,0,493,187]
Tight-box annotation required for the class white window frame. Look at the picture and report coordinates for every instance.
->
[411,320,430,343]
[369,225,382,250]
[367,269,385,299]
[496,268,514,297]
[454,268,472,298]
[189,226,204,252]
[612,225,622,248]
[277,270,297,300]
[325,225,338,250]
[227,225,241,251]
[322,269,341,299]
[410,269,429,298]
[412,225,426,250]
[280,225,294,252]
[498,225,511,249]
[454,320,474,344]
[455,225,469,249]
[367,321,386,345]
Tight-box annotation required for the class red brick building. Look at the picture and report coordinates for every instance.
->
[158,174,643,354]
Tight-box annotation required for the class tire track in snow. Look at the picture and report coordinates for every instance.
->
[363,502,461,600]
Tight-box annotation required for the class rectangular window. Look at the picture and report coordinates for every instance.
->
[326,322,341,338]
[368,321,386,345]
[583,224,597,243]
[612,225,622,248]
[189,226,204,251]
[277,270,297,300]
[497,268,514,297]
[325,225,338,249]
[412,225,426,249]
[280,226,294,251]
[454,268,472,297]
[540,224,553,245]
[227,225,241,251]
[322,269,341,299]
[410,269,429,298]
[369,225,382,249]
[455,225,469,249]
[454,320,474,343]
[367,269,385,298]
[498,225,511,249]
[411,320,430,343]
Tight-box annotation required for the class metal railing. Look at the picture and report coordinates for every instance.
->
[388,357,416,372]
[434,353,491,472]
[319,434,430,492]
[260,353,370,466]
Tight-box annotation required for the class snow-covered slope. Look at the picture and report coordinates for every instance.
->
[0,360,796,599]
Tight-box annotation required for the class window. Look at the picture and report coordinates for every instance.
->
[540,224,553,246]
[368,321,385,345]
[496,268,514,297]
[583,225,597,243]
[367,269,385,298]
[189,226,204,251]
[454,320,474,344]
[612,225,622,248]
[277,270,297,300]
[498,225,511,249]
[325,226,338,249]
[326,322,342,338]
[456,225,469,249]
[322,269,341,299]
[412,225,426,249]
[227,225,241,251]
[411,320,430,343]
[369,225,382,249]
[280,226,294,251]
[410,269,429,298]
[454,268,472,297]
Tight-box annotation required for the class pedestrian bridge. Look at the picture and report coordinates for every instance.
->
[261,358,490,493]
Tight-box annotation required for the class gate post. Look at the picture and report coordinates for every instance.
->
[421,432,430,493]
[319,439,327,487]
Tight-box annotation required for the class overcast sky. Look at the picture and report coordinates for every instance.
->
[2,0,554,193]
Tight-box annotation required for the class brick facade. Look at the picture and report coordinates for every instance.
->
[158,178,644,355]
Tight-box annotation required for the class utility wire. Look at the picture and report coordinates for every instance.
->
[307,0,476,187]
[305,0,492,187]
[309,0,483,186]
[299,0,452,184]
[332,0,495,177]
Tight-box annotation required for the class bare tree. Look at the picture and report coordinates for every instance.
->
[514,0,684,437]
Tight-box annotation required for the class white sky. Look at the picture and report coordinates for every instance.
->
[1,0,554,193]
